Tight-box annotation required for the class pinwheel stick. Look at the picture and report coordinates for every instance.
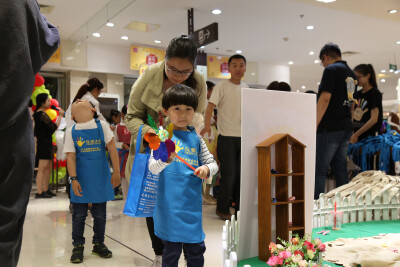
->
[175,155,196,171]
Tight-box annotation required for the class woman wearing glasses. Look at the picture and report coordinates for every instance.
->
[125,35,206,267]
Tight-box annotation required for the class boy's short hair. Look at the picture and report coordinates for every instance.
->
[228,54,246,66]
[162,84,198,110]
[206,81,215,91]
[319,43,341,60]
[110,109,120,118]
[121,105,127,115]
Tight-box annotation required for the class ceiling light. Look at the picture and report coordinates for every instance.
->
[381,79,386,83]
[288,61,294,65]
[396,41,400,45]
[212,9,222,15]
[388,9,398,14]
[309,51,315,55]
[381,70,386,73]
[317,0,336,3]
[106,22,114,27]
[395,70,400,74]
[75,49,80,53]
[390,69,394,73]
[121,36,128,40]
[306,25,314,30]
[154,40,161,44]
[296,90,299,92]
[236,50,242,54]
[302,86,306,89]
[92,32,100,37]
[251,72,255,76]
[66,56,74,61]
[317,82,320,85]
[314,60,320,64]
[200,46,205,49]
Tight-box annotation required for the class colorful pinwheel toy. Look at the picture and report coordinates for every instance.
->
[144,115,195,170]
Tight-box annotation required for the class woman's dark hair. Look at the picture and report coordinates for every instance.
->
[110,109,120,118]
[73,78,104,103]
[162,84,198,110]
[206,81,215,91]
[35,93,49,111]
[266,81,279,90]
[121,105,127,115]
[354,64,378,89]
[267,81,291,92]
[164,35,198,90]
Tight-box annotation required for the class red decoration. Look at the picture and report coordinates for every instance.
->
[34,74,45,87]
[146,54,158,65]
[220,62,229,74]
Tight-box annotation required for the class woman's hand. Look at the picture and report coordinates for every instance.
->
[349,134,359,144]
[58,108,65,117]
[111,172,121,188]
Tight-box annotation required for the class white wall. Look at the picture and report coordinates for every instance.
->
[258,63,290,87]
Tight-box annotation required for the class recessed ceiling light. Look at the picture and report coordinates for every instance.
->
[396,41,400,45]
[106,22,114,27]
[381,79,386,83]
[75,49,80,53]
[390,69,394,73]
[121,36,128,40]
[388,9,398,14]
[309,51,315,55]
[296,90,300,92]
[251,72,255,76]
[381,70,386,73]
[306,25,314,30]
[212,9,222,15]
[288,61,294,65]
[314,60,320,64]
[236,50,242,54]
[200,46,205,49]
[302,86,306,89]
[154,40,161,44]
[395,70,400,74]
[66,56,74,61]
[92,32,100,37]
[317,0,336,3]
[317,82,320,85]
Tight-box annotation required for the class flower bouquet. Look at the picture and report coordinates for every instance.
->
[267,234,326,267]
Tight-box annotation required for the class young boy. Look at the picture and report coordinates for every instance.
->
[201,54,247,220]
[64,99,121,264]
[149,84,218,267]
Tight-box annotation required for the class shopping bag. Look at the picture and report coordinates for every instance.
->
[123,125,159,217]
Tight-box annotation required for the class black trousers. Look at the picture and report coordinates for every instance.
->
[162,240,205,267]
[0,110,34,267]
[216,135,241,214]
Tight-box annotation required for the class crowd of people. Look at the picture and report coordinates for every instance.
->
[1,1,385,267]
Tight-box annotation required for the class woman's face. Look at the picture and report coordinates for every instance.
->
[91,87,103,99]
[44,97,51,109]
[355,71,370,88]
[164,57,194,85]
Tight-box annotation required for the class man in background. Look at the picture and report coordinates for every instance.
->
[0,1,60,266]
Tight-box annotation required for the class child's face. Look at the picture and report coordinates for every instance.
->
[71,99,96,124]
[164,105,194,131]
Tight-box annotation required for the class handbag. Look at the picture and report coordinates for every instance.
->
[123,125,159,217]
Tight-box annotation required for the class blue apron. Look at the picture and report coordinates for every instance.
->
[70,119,114,203]
[154,127,204,243]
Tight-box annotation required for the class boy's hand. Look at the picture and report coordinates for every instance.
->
[122,143,130,150]
[166,152,176,163]
[194,166,209,179]
[200,125,212,137]
[111,172,121,188]
[72,180,83,197]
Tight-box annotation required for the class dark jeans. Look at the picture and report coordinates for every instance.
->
[0,110,34,267]
[315,130,352,200]
[162,240,206,267]
[72,202,107,246]
[146,217,164,255]
[216,135,241,214]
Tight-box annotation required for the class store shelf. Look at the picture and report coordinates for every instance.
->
[289,226,305,231]
[272,200,304,206]
[271,173,304,177]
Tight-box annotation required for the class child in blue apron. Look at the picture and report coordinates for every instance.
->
[148,84,218,267]
[64,99,121,264]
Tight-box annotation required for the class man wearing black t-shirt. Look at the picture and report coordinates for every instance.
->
[315,43,357,200]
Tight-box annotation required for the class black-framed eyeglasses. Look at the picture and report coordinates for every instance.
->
[166,64,193,77]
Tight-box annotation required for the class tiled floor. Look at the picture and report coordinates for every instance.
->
[19,190,225,266]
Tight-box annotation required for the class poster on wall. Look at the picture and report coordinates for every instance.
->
[207,55,230,79]
[130,46,165,75]
[48,46,61,64]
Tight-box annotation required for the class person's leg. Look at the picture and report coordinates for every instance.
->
[330,130,352,188]
[91,202,107,244]
[72,203,88,246]
[36,159,47,194]
[0,110,34,266]
[216,135,236,216]
[314,131,341,200]
[161,240,182,267]
[146,217,164,256]
[43,159,51,192]
[183,241,206,267]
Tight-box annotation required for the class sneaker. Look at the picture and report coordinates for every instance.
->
[113,194,123,201]
[35,192,52,199]
[150,255,162,267]
[70,244,84,264]
[92,242,112,258]
[46,190,57,197]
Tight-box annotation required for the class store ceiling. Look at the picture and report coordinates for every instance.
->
[39,0,400,101]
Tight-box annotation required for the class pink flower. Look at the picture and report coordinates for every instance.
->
[314,238,322,246]
[291,237,300,245]
[266,255,283,266]
[317,242,326,252]
[279,250,291,259]
[294,250,304,258]
[269,242,278,253]
[304,240,315,251]
[291,254,303,263]
[299,260,308,267]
